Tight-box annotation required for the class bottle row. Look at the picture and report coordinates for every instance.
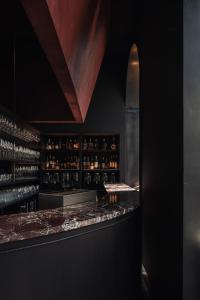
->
[46,137,80,151]
[0,185,39,208]
[43,155,119,170]
[42,171,118,187]
[0,113,40,143]
[0,138,40,161]
[44,155,80,170]
[82,155,118,170]
[42,172,79,188]
[45,136,118,152]
[83,172,117,185]
[0,166,39,185]
[15,166,39,178]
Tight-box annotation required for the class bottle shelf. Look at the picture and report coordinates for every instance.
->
[14,161,41,165]
[82,149,118,153]
[42,168,119,172]
[0,105,41,212]
[44,149,81,152]
[82,169,119,172]
[42,168,81,172]
[41,133,120,190]
[0,130,40,149]
[15,177,40,183]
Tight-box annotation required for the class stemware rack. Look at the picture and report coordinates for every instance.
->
[0,104,41,213]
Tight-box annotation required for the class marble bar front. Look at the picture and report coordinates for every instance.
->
[0,190,141,300]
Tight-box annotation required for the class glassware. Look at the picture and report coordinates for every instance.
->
[0,113,40,143]
[0,185,39,208]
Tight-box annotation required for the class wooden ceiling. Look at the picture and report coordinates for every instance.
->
[19,0,110,123]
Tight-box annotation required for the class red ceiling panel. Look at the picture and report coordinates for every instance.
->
[20,0,110,123]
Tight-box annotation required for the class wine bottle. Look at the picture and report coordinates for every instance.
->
[101,156,106,169]
[83,156,87,169]
[83,138,88,150]
[90,156,94,170]
[101,138,107,151]
[46,138,51,150]
[94,155,98,169]
[45,156,49,169]
[55,140,59,150]
[110,137,117,151]
[88,138,93,150]
[94,138,99,150]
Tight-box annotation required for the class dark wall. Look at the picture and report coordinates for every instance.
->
[38,55,127,181]
[0,3,15,113]
[138,1,182,299]
[183,1,200,300]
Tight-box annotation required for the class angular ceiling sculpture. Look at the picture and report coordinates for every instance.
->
[20,0,109,123]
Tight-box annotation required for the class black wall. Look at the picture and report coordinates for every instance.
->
[138,1,182,299]
[183,1,200,300]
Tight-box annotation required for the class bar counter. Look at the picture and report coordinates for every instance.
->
[0,190,139,248]
[0,190,141,300]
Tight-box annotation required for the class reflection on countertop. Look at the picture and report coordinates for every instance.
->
[0,191,139,246]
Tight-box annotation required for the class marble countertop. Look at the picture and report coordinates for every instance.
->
[0,191,139,246]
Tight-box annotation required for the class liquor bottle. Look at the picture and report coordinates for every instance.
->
[111,173,116,183]
[49,155,52,169]
[45,156,49,169]
[102,172,108,184]
[110,137,117,151]
[108,156,112,169]
[83,156,87,169]
[59,138,62,150]
[51,156,56,169]
[60,160,64,169]
[101,138,107,151]
[66,138,69,150]
[90,156,94,170]
[94,138,99,150]
[83,138,88,150]
[114,155,118,169]
[85,172,92,185]
[64,157,67,169]
[68,156,71,169]
[86,156,90,169]
[72,156,75,169]
[69,139,73,150]
[55,140,59,150]
[73,172,79,185]
[88,138,93,150]
[61,139,65,150]
[94,172,100,185]
[94,155,98,169]
[105,156,108,169]
[51,140,55,150]
[46,138,51,150]
[77,156,80,169]
[55,160,60,170]
[73,138,80,150]
[101,156,106,169]
[64,172,70,188]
